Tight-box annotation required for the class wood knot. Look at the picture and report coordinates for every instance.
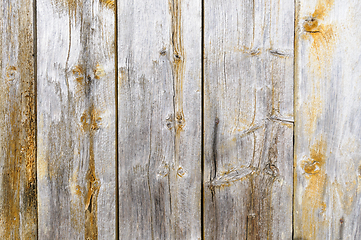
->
[304,17,320,33]
[303,160,321,174]
[94,64,105,79]
[160,49,167,56]
[264,163,279,177]
[81,109,101,132]
[249,48,261,56]
[175,112,185,130]
[165,114,174,130]
[157,162,169,178]
[72,65,85,83]
[174,54,183,62]
[91,180,100,192]
[177,167,186,177]
[6,66,17,81]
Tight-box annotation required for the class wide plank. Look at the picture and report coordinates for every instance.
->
[117,0,202,239]
[294,0,361,238]
[203,0,294,239]
[0,0,37,239]
[37,0,116,238]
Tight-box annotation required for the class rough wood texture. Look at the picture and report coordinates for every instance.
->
[294,0,361,239]
[0,0,37,239]
[37,0,116,239]
[117,0,201,239]
[203,0,294,239]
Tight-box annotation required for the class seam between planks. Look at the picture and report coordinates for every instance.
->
[115,0,119,239]
[292,0,298,239]
[201,0,205,239]
[33,0,39,238]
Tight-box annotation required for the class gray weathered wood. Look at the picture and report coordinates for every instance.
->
[117,0,201,238]
[294,0,361,239]
[203,0,294,239]
[37,0,116,239]
[0,0,37,239]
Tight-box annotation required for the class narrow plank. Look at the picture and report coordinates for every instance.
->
[0,0,37,239]
[203,0,294,239]
[117,0,201,239]
[37,0,116,239]
[294,0,361,239]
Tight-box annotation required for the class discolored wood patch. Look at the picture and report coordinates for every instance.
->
[300,139,328,239]
[0,0,37,239]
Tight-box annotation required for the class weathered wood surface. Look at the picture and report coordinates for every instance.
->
[117,0,201,239]
[0,0,37,239]
[203,0,294,239]
[294,0,361,239]
[3,1,361,239]
[37,0,116,239]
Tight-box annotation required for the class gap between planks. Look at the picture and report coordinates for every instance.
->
[115,0,119,238]
[201,0,205,239]
[33,0,39,238]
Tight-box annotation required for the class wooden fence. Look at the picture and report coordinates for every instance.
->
[1,0,360,239]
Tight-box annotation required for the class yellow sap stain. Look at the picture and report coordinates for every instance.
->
[100,0,115,10]
[312,0,334,19]
[72,65,85,84]
[37,115,47,180]
[81,108,102,132]
[303,0,337,75]
[51,0,83,17]
[6,65,17,81]
[301,138,328,239]
[169,0,185,118]
[94,64,105,79]
[84,143,100,240]
[119,68,127,88]
[301,0,337,135]
[303,90,323,135]
[81,104,101,239]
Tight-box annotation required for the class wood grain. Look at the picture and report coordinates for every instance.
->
[0,0,37,239]
[294,0,361,238]
[37,0,116,239]
[117,0,201,238]
[203,0,294,239]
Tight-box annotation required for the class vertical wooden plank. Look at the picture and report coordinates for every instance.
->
[37,0,116,239]
[0,0,37,239]
[117,0,201,239]
[203,0,294,239]
[295,0,361,239]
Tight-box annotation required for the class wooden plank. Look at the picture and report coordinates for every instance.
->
[203,0,294,239]
[294,0,361,238]
[0,0,37,239]
[37,0,116,239]
[117,0,201,238]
